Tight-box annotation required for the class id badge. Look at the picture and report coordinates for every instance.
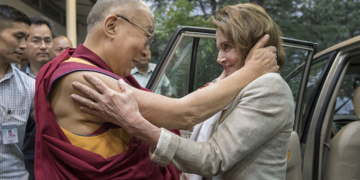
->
[2,123,19,144]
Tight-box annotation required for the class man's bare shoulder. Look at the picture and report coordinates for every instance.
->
[50,71,124,134]
[58,71,122,93]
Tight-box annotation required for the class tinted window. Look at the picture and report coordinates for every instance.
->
[301,56,331,132]
[331,60,360,135]
[153,35,220,98]
[304,59,328,106]
[194,38,221,90]
[158,37,193,98]
[282,48,312,107]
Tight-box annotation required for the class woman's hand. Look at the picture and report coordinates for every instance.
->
[214,70,227,82]
[71,73,143,133]
[244,34,278,76]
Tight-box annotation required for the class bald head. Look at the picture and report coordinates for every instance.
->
[87,0,144,32]
[51,35,73,58]
[83,0,154,77]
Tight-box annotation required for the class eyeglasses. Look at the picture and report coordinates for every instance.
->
[116,15,155,46]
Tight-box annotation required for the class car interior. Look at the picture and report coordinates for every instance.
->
[322,55,360,180]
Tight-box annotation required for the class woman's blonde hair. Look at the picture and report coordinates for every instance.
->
[212,3,285,69]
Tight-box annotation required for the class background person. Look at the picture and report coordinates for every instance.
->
[131,45,172,96]
[21,16,54,78]
[0,5,34,180]
[51,35,73,58]
[335,88,354,115]
[72,3,293,180]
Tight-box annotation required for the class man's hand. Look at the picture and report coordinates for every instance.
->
[71,73,143,132]
[243,34,278,76]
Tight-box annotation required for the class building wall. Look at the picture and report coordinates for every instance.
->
[0,0,66,37]
[0,0,87,45]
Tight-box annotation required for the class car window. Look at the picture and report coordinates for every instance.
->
[300,56,332,134]
[161,36,193,98]
[154,36,191,98]
[194,38,221,90]
[304,59,329,108]
[155,38,316,99]
[331,65,359,137]
[153,35,220,98]
[282,48,312,105]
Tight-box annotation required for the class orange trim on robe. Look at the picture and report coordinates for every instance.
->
[63,58,97,67]
[60,57,132,159]
[61,127,132,159]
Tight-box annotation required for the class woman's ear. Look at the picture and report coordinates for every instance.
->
[103,15,119,39]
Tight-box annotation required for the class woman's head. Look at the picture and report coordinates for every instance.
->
[212,3,285,76]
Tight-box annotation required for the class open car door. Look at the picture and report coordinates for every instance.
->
[147,26,317,179]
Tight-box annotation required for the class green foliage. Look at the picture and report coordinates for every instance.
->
[149,0,213,61]
[145,0,360,91]
[264,0,360,51]
[146,0,360,56]
[154,0,212,40]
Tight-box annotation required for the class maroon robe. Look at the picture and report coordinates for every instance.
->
[34,44,180,180]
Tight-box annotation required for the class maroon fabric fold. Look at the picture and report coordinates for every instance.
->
[34,44,180,180]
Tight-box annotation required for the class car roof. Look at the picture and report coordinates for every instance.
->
[314,35,360,59]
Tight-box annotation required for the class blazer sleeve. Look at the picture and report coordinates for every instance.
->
[150,73,295,176]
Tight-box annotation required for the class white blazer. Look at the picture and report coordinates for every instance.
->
[150,73,295,180]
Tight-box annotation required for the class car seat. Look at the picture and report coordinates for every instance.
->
[286,131,302,180]
[327,86,360,180]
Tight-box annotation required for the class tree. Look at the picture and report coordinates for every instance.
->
[147,0,248,61]
[146,0,360,61]
[264,0,360,51]
[149,0,213,61]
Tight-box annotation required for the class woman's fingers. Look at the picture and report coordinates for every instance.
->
[267,45,277,53]
[251,34,269,52]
